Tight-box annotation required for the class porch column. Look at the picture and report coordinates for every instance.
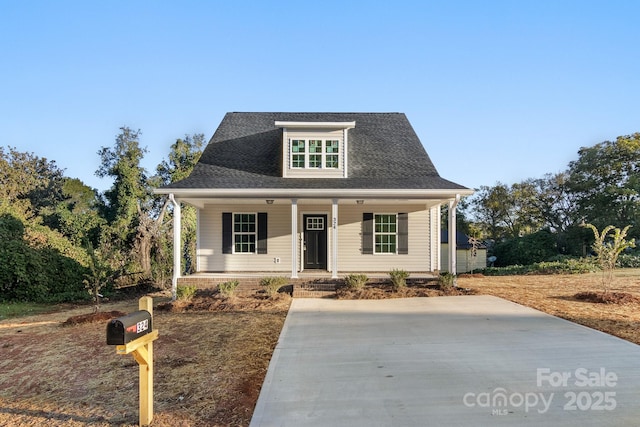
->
[448,194,460,281]
[331,199,338,279]
[291,199,299,278]
[430,204,441,272]
[169,194,181,301]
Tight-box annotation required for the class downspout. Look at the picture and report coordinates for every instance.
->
[169,194,181,301]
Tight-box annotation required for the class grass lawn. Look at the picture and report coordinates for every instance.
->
[0,301,65,321]
[1,270,639,426]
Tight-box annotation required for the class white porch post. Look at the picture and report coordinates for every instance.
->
[291,199,299,278]
[430,204,441,272]
[169,194,181,301]
[448,194,460,282]
[332,199,338,279]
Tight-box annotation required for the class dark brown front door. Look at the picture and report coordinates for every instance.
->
[303,215,327,270]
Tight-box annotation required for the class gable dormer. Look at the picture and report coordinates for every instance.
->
[275,121,355,178]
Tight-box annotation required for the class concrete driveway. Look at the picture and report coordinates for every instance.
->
[250,296,640,427]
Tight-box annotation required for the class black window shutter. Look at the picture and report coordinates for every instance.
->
[222,212,232,254]
[398,213,408,254]
[257,212,268,254]
[362,213,373,254]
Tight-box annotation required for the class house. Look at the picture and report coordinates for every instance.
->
[441,230,487,273]
[155,112,473,291]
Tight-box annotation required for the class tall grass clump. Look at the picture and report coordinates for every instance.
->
[344,274,368,289]
[260,276,289,297]
[218,280,239,298]
[176,284,197,300]
[439,272,456,289]
[389,268,409,289]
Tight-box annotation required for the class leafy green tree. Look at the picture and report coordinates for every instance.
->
[0,146,66,219]
[48,178,104,247]
[154,134,205,275]
[470,182,542,240]
[96,127,157,281]
[567,134,640,237]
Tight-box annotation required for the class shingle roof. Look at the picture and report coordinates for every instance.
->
[161,112,469,191]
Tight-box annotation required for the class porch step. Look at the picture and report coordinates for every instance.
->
[292,283,337,298]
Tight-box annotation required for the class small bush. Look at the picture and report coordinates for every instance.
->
[260,276,289,297]
[176,284,197,300]
[389,269,409,289]
[344,274,368,289]
[439,272,456,289]
[618,253,640,268]
[480,257,598,276]
[218,280,239,298]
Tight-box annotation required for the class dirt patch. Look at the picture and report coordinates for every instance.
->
[61,310,126,326]
[0,293,289,427]
[574,291,640,305]
[157,290,292,313]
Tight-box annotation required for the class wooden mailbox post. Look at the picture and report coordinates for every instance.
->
[107,296,159,426]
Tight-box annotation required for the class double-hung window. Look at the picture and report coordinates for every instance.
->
[374,214,397,254]
[290,139,340,169]
[233,213,256,253]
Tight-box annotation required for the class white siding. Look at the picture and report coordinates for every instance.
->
[336,204,432,273]
[197,202,436,274]
[440,245,487,273]
[198,204,292,272]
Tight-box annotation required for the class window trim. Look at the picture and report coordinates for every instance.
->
[373,213,398,255]
[232,212,257,254]
[362,212,408,255]
[289,138,341,170]
[222,212,267,255]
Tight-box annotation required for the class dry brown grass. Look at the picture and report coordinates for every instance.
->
[0,292,289,427]
[2,271,640,426]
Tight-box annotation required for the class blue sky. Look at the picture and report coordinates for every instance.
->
[2,1,639,192]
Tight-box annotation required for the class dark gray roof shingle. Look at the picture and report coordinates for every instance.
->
[162,112,469,190]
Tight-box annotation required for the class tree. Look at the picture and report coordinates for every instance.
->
[96,127,155,281]
[0,146,66,219]
[470,182,541,240]
[154,134,205,275]
[582,223,636,293]
[568,134,640,238]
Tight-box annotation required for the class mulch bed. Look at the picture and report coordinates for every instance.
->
[574,291,640,304]
[336,283,476,300]
[156,291,292,313]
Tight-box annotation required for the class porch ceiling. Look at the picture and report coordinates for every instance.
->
[175,197,449,209]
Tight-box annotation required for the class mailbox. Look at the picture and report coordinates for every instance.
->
[106,310,153,345]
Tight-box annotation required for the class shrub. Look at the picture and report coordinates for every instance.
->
[176,284,197,300]
[439,272,456,289]
[493,230,558,266]
[344,274,368,289]
[480,257,598,276]
[617,253,640,268]
[389,269,409,289]
[260,276,289,297]
[218,280,239,298]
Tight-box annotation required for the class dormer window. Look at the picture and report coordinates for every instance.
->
[276,120,355,178]
[291,139,340,169]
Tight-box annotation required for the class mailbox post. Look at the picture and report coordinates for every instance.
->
[107,296,158,426]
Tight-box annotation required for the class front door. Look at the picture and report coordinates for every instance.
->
[303,215,327,270]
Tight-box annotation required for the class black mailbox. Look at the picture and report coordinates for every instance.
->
[106,310,153,345]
